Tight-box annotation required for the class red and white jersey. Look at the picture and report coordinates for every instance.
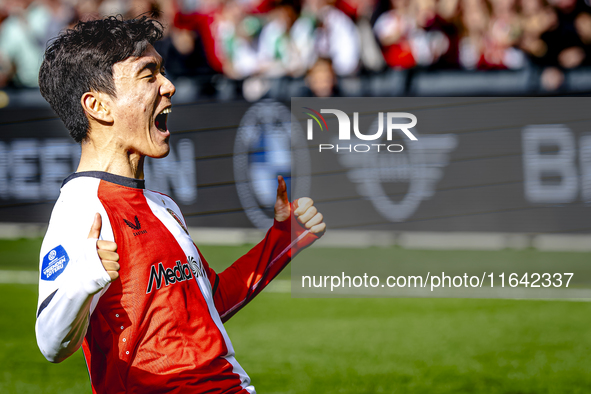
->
[35,171,316,393]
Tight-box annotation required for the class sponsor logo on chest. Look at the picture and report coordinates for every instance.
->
[146,256,203,294]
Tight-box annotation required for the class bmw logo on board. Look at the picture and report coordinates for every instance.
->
[234,100,311,229]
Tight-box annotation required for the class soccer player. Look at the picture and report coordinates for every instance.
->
[35,16,325,393]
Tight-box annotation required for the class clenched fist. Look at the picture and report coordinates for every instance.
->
[87,213,120,281]
[274,175,326,236]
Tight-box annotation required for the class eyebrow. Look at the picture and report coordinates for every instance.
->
[135,58,166,75]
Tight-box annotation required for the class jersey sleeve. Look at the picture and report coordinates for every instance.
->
[200,205,319,322]
[35,198,114,363]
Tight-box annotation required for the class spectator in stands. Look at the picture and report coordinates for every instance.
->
[335,0,386,72]
[459,0,526,70]
[373,0,456,69]
[0,0,590,94]
[543,0,585,68]
[0,3,10,87]
[518,0,557,61]
[433,0,461,68]
[0,0,51,87]
[482,0,525,69]
[536,0,589,89]
[42,0,76,45]
[71,0,102,22]
[304,57,340,96]
[257,4,302,77]
[575,10,591,63]
[215,0,261,78]
[458,0,488,69]
[373,0,417,69]
[174,0,227,74]
[410,0,458,67]
[173,0,283,80]
[291,0,361,76]
[129,0,219,83]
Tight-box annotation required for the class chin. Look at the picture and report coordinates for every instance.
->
[153,147,171,159]
[147,143,171,159]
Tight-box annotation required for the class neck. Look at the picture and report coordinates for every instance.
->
[77,137,145,180]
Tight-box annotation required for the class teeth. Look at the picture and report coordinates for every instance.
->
[159,108,172,115]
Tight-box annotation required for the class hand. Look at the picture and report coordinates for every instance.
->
[293,197,326,236]
[274,175,326,236]
[87,213,120,281]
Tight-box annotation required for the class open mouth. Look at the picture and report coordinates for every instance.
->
[155,107,171,132]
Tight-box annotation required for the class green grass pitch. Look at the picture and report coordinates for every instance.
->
[1,238,591,393]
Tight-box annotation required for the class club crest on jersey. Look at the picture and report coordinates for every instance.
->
[146,260,194,294]
[167,208,189,235]
[41,245,69,281]
[124,215,147,237]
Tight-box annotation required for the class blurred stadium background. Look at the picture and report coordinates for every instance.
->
[2,0,591,102]
[2,0,591,393]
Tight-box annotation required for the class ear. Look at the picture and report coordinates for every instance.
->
[81,91,114,124]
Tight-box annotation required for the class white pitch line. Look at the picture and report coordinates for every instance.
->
[263,279,291,293]
[1,274,588,302]
[0,270,38,284]
[0,270,293,291]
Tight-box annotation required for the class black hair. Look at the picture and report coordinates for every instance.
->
[39,16,163,143]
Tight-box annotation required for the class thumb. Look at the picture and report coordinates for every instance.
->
[275,175,289,207]
[274,175,291,222]
[87,213,102,239]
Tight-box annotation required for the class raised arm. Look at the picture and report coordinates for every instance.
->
[203,176,325,321]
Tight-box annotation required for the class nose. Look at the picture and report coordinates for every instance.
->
[160,75,176,98]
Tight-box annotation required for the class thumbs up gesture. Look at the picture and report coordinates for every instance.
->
[274,175,326,236]
[88,213,120,281]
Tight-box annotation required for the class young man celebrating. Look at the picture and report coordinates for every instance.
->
[35,16,325,393]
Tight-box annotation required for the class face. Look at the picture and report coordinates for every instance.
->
[109,45,175,159]
[307,60,335,98]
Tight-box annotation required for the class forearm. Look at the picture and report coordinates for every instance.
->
[36,238,112,362]
[35,288,95,363]
[214,216,317,321]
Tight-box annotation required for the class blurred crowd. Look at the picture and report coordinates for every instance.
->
[1,0,591,96]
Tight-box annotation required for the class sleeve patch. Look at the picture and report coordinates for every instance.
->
[41,245,70,281]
